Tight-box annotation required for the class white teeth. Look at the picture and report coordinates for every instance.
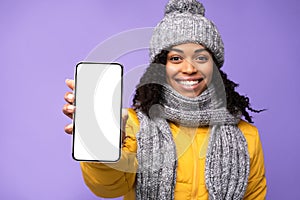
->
[178,80,199,86]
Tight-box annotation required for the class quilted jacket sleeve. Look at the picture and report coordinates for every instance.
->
[79,109,138,198]
[243,125,267,200]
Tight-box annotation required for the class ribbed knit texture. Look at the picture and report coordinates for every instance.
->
[135,84,250,200]
[150,0,225,67]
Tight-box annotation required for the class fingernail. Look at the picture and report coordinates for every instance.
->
[67,93,73,100]
[65,79,70,83]
[67,105,75,111]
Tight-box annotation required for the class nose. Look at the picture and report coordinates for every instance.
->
[182,60,197,74]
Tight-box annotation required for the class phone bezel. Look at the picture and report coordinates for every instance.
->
[72,62,123,162]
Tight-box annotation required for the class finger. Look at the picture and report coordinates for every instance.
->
[62,103,75,119]
[64,92,75,104]
[122,108,128,121]
[121,129,126,143]
[121,109,129,142]
[64,123,73,134]
[65,79,75,90]
[121,109,128,130]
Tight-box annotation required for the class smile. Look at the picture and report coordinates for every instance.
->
[176,78,203,87]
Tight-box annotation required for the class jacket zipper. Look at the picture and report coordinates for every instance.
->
[191,136,200,200]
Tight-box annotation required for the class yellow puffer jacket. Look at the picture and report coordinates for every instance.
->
[80,108,267,200]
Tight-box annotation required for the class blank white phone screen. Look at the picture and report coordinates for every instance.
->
[73,62,122,162]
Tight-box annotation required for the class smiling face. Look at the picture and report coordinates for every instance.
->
[165,43,214,98]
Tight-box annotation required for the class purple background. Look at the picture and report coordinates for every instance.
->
[1,0,299,199]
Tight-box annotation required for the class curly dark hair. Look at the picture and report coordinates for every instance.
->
[132,50,264,123]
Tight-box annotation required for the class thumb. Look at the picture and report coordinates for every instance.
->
[65,79,75,90]
[121,108,129,130]
[121,108,129,142]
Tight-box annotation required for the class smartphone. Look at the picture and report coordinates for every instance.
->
[72,62,123,162]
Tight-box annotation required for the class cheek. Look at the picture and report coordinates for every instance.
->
[165,64,177,80]
[201,64,214,84]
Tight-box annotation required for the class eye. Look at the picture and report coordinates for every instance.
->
[170,56,181,61]
[168,55,183,63]
[195,55,208,63]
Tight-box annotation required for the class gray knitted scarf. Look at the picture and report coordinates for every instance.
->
[136,84,250,200]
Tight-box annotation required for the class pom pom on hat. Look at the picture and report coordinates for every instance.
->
[165,0,205,16]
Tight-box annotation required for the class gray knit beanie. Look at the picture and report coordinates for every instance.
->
[150,0,225,67]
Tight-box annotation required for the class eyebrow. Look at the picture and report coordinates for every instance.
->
[194,48,208,53]
[168,48,208,54]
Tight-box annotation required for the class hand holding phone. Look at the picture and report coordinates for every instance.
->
[63,79,75,134]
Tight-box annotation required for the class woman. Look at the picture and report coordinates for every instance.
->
[63,0,267,199]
